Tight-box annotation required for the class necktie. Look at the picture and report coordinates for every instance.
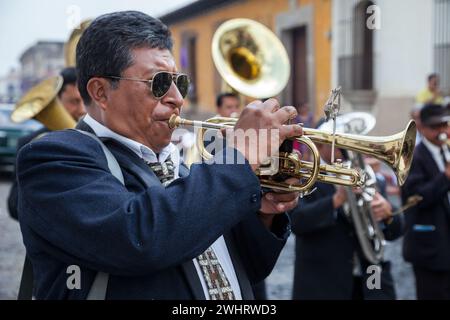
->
[146,155,236,300]
[196,247,236,300]
[147,156,175,186]
[440,147,448,167]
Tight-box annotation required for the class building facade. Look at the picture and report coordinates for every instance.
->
[0,68,21,104]
[161,0,333,120]
[19,41,65,93]
[332,0,450,134]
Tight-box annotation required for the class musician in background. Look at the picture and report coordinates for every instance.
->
[401,103,450,300]
[216,92,241,118]
[7,67,86,220]
[416,73,444,105]
[410,104,424,145]
[290,120,403,300]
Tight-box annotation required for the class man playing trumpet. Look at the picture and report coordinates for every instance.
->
[16,11,302,300]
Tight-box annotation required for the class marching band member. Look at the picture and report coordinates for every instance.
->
[290,119,403,300]
[401,103,450,300]
[216,92,241,118]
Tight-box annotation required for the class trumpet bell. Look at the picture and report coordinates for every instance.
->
[395,120,416,185]
[212,18,290,98]
[315,113,417,186]
[11,76,76,130]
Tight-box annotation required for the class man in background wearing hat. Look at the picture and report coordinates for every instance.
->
[401,103,450,299]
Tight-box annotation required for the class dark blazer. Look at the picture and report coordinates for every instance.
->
[16,121,289,299]
[8,127,49,220]
[401,142,450,271]
[290,182,402,300]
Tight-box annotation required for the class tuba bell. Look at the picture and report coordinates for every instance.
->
[64,20,92,67]
[211,18,290,99]
[11,76,76,130]
[11,20,91,130]
[182,18,292,168]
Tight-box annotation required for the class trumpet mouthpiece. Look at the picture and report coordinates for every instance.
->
[168,115,181,129]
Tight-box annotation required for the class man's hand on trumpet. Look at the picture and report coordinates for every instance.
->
[225,99,302,228]
[258,178,300,229]
[226,98,303,172]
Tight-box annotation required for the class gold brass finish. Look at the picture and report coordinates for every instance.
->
[168,115,419,193]
[212,19,290,98]
[11,76,76,130]
[64,20,92,67]
[303,121,417,186]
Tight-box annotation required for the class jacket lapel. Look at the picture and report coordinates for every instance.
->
[179,163,190,178]
[420,143,441,176]
[103,139,162,189]
[76,119,209,299]
[419,143,450,213]
[180,261,206,300]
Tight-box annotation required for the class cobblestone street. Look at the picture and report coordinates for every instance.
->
[266,234,417,299]
[0,174,416,300]
[0,174,25,299]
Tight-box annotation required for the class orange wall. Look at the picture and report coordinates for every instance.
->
[168,0,331,119]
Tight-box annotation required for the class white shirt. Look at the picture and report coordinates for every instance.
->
[422,137,450,205]
[83,114,242,300]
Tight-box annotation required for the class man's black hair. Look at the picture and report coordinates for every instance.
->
[76,11,173,105]
[58,67,77,97]
[216,92,239,108]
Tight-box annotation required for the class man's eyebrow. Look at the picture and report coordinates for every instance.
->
[143,68,159,78]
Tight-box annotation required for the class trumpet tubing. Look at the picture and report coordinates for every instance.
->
[169,115,416,188]
[302,121,417,186]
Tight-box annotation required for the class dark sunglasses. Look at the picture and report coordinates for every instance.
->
[100,71,190,99]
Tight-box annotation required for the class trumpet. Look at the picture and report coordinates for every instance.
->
[168,115,417,194]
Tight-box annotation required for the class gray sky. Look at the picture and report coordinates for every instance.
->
[0,0,195,76]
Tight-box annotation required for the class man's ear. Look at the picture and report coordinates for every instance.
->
[86,77,111,111]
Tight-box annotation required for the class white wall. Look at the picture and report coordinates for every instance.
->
[332,0,435,97]
[374,0,434,97]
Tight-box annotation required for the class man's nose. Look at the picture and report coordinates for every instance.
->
[163,82,184,110]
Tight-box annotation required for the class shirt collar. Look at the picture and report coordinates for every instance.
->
[83,113,179,165]
[422,136,441,157]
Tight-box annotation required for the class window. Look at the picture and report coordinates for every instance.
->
[434,0,450,94]
[338,0,374,91]
[180,32,198,104]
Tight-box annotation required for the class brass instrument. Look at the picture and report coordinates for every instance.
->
[345,152,386,264]
[177,18,416,193]
[168,114,416,193]
[11,76,76,130]
[182,18,291,167]
[64,20,92,67]
[212,18,290,99]
[10,21,91,130]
